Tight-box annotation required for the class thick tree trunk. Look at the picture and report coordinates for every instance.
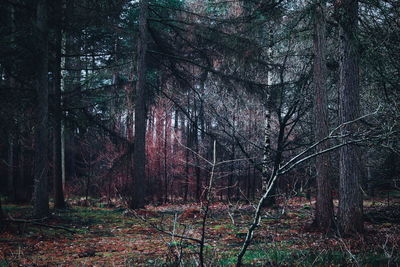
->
[53,0,66,209]
[337,0,363,235]
[130,0,149,209]
[313,0,334,231]
[32,0,49,218]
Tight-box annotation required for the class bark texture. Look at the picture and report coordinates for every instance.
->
[0,198,4,221]
[53,0,66,209]
[262,37,276,206]
[7,1,16,202]
[7,133,15,201]
[337,0,363,235]
[130,0,149,209]
[313,0,334,231]
[32,0,49,218]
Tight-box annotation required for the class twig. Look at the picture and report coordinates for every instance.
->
[132,211,202,244]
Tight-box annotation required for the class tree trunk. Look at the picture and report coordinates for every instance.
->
[0,197,4,222]
[7,1,16,203]
[63,0,79,184]
[163,109,169,203]
[184,115,190,201]
[53,0,66,209]
[337,0,363,235]
[130,0,149,209]
[313,0,334,231]
[7,132,15,202]
[32,0,49,218]
[193,99,201,202]
[263,32,276,207]
[17,135,26,202]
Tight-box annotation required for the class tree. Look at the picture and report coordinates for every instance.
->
[52,0,66,209]
[130,0,149,209]
[312,0,334,231]
[0,197,4,220]
[336,0,363,234]
[7,132,15,201]
[32,0,49,218]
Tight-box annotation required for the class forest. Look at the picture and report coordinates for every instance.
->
[0,0,399,266]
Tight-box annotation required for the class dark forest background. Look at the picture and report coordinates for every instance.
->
[0,0,399,237]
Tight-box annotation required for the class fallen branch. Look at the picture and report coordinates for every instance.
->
[4,218,76,233]
[131,210,202,244]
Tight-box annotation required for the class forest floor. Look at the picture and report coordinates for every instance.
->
[0,196,400,266]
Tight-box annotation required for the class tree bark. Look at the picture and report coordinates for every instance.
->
[184,114,191,201]
[130,0,149,209]
[17,135,26,202]
[7,132,15,201]
[0,197,4,222]
[53,0,66,209]
[6,0,16,203]
[263,31,276,207]
[313,0,334,231]
[163,109,170,203]
[32,0,49,218]
[337,0,363,235]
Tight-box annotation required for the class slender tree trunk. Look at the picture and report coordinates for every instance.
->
[262,93,276,206]
[60,10,67,191]
[263,33,276,206]
[7,133,15,201]
[193,105,201,202]
[85,151,92,204]
[228,144,234,201]
[252,166,256,200]
[0,197,4,222]
[32,0,49,218]
[163,110,169,203]
[17,135,25,202]
[367,152,374,197]
[130,0,149,209]
[53,0,66,209]
[61,120,66,190]
[313,0,334,231]
[7,2,16,203]
[184,118,190,202]
[229,113,236,201]
[337,0,363,235]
